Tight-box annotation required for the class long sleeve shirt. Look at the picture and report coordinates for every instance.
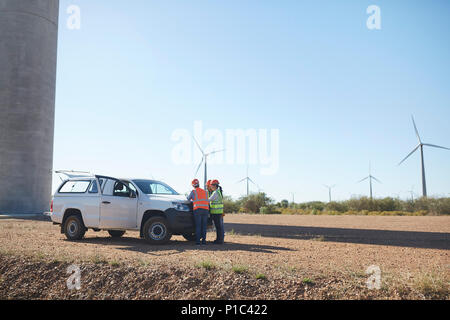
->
[187,190,195,202]
[209,190,220,202]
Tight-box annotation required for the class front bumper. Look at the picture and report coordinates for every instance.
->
[164,208,213,234]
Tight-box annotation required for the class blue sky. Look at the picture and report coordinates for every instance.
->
[53,0,450,202]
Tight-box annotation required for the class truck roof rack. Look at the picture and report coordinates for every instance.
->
[55,170,94,180]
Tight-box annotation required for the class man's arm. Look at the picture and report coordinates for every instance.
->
[187,190,194,201]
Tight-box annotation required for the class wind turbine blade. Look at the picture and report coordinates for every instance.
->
[323,184,330,189]
[411,115,422,143]
[358,176,369,183]
[372,176,382,183]
[423,143,450,151]
[236,178,247,184]
[398,145,420,166]
[192,136,204,155]
[206,149,226,156]
[248,178,257,186]
[194,158,204,176]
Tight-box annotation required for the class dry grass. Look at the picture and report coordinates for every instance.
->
[255,273,267,280]
[412,271,449,299]
[232,265,249,274]
[196,260,216,270]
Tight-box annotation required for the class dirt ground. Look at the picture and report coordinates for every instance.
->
[0,214,449,300]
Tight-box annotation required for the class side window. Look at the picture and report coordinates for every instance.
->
[113,181,130,197]
[126,182,137,193]
[88,180,98,194]
[59,180,91,193]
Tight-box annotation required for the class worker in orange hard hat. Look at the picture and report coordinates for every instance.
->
[209,179,225,244]
[187,179,209,246]
[206,180,213,197]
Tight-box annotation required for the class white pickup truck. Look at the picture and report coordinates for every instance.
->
[48,173,211,244]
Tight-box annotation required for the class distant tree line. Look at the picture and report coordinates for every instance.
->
[223,193,450,216]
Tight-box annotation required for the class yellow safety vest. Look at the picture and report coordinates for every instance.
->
[210,189,223,215]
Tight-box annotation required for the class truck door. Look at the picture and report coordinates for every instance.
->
[100,179,138,229]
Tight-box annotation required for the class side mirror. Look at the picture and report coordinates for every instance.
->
[129,190,137,198]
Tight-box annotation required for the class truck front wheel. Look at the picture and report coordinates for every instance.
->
[63,215,86,241]
[143,217,172,244]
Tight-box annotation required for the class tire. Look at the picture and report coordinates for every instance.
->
[182,233,196,242]
[143,217,172,244]
[64,215,86,241]
[108,230,126,238]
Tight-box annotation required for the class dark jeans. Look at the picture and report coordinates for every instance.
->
[211,214,224,242]
[194,209,209,244]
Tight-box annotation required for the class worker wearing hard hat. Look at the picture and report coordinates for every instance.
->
[206,180,213,197]
[187,179,210,246]
[209,179,225,244]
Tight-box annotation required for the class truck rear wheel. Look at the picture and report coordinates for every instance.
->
[108,230,126,238]
[143,217,172,244]
[63,215,86,241]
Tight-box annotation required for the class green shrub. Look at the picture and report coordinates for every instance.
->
[223,194,450,216]
[259,206,270,214]
[223,196,241,213]
[240,193,274,214]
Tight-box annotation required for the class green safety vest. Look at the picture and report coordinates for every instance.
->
[210,189,224,215]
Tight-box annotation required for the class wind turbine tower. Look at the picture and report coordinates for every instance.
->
[398,116,449,198]
[0,0,59,214]
[237,166,259,196]
[323,185,336,203]
[358,163,381,200]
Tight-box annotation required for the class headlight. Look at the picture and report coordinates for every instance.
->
[172,202,190,212]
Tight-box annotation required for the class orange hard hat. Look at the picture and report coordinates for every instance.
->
[192,179,200,187]
[211,179,220,185]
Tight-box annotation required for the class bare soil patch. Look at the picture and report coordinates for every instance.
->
[0,215,448,299]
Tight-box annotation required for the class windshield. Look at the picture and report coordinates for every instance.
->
[132,180,179,195]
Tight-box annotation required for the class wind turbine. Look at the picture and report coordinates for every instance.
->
[398,116,450,198]
[193,137,225,188]
[237,166,259,196]
[358,162,381,200]
[407,186,416,202]
[323,184,336,202]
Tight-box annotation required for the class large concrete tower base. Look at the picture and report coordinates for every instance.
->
[0,0,59,214]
